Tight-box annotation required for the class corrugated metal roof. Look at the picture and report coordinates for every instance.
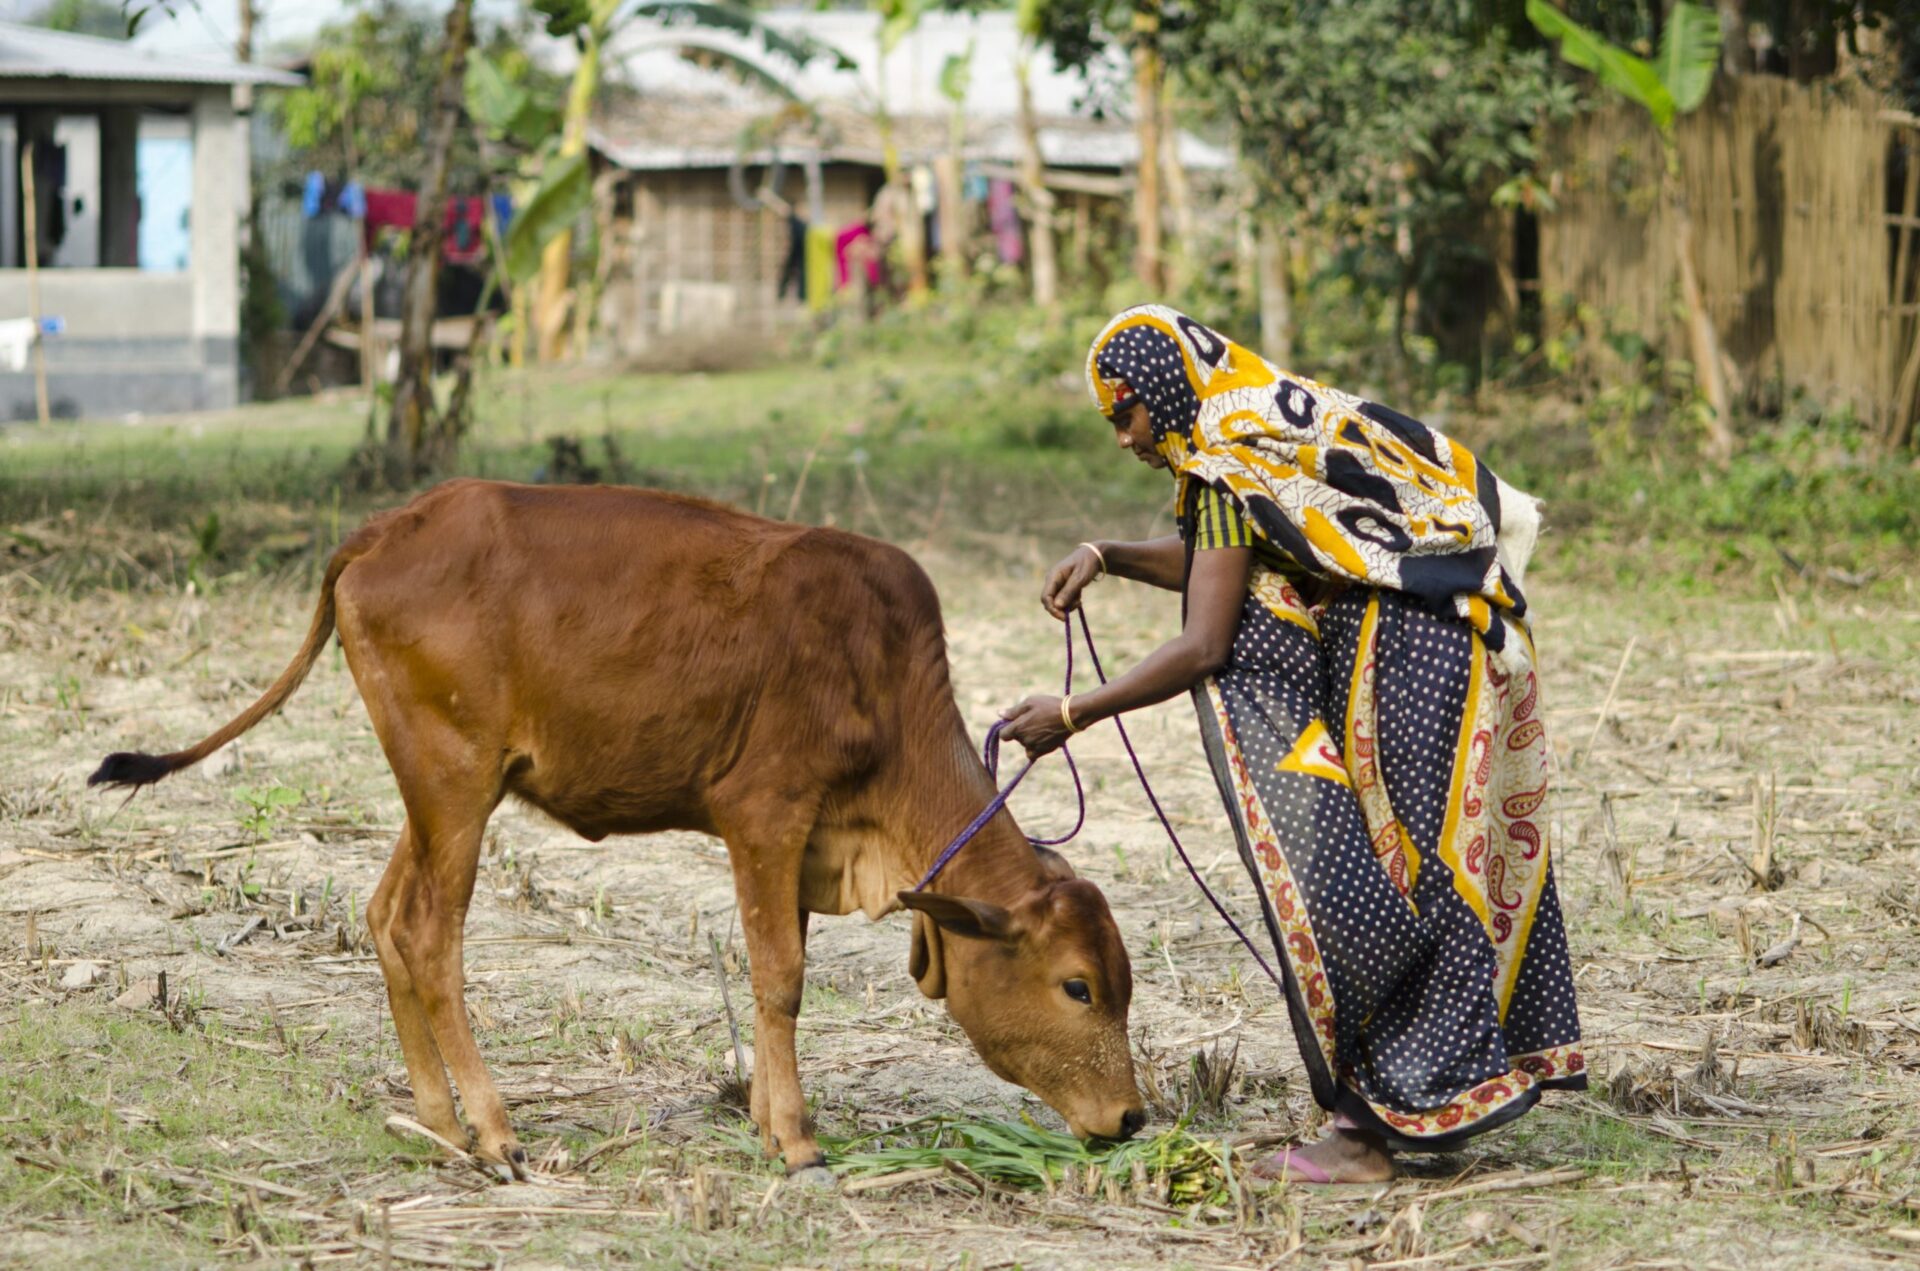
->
[0,20,302,86]
[590,97,1231,176]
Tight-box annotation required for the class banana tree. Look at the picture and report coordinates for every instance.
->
[1013,0,1058,310]
[1130,0,1162,292]
[1528,0,1735,460]
[522,0,853,360]
[933,41,973,287]
[871,0,931,300]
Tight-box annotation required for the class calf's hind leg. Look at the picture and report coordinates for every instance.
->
[367,820,462,1147]
[394,799,524,1176]
[363,715,522,1176]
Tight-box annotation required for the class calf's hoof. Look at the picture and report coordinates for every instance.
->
[476,1142,531,1183]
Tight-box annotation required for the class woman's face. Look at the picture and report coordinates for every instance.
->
[1111,402,1166,469]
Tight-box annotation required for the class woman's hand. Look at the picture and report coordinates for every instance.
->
[1041,545,1104,620]
[999,694,1074,759]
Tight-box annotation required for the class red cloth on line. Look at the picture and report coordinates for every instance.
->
[361,188,416,242]
[834,222,881,290]
[443,196,486,265]
[361,188,489,265]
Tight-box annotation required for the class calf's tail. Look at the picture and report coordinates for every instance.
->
[89,539,367,791]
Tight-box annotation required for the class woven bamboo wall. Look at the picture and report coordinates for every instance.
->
[1539,77,1902,433]
[601,166,874,358]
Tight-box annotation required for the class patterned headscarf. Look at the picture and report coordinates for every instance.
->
[1087,304,1539,662]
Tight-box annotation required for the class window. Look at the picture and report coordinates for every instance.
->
[0,106,193,271]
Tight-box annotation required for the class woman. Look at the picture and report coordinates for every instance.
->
[999,305,1585,1183]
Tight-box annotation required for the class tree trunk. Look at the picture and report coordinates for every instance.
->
[388,0,475,474]
[1666,163,1735,462]
[872,31,927,303]
[20,147,49,425]
[897,172,930,299]
[933,154,967,287]
[234,0,255,108]
[1130,0,1163,293]
[1256,210,1293,367]
[1014,54,1058,312]
[1160,84,1194,293]
[535,29,602,363]
[1717,0,1751,74]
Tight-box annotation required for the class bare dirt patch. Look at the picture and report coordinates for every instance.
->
[3,541,1919,1268]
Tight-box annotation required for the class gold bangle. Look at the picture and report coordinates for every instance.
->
[1078,542,1107,579]
[1060,695,1081,734]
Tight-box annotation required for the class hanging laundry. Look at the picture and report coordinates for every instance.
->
[362,188,417,244]
[987,178,1024,265]
[304,174,368,220]
[0,318,35,373]
[360,188,494,265]
[777,214,806,301]
[444,196,487,266]
[804,223,835,312]
[834,222,882,291]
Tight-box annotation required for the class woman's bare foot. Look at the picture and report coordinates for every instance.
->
[1250,1126,1396,1184]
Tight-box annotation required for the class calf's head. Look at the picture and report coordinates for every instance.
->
[898,863,1143,1141]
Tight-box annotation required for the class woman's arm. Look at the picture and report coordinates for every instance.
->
[1039,536,1185,619]
[1097,536,1186,589]
[1003,546,1250,758]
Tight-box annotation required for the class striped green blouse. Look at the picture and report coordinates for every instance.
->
[1188,484,1301,576]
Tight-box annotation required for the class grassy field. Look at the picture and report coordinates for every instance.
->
[3,334,1919,1268]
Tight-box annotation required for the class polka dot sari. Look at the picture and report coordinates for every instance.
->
[1135,324,1589,1149]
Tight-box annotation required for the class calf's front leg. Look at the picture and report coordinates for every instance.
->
[719,806,823,1174]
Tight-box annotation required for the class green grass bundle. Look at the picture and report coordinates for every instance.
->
[828,1115,1235,1206]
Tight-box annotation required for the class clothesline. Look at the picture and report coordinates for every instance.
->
[302,172,514,265]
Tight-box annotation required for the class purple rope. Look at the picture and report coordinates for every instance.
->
[913,603,1288,999]
[913,620,1087,892]
[1070,606,1286,995]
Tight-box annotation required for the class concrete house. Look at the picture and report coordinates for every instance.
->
[0,22,298,419]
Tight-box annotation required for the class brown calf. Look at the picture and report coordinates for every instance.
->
[93,481,1143,1176]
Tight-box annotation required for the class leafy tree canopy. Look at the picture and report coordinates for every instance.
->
[1171,0,1577,253]
[273,0,557,191]
[27,0,131,39]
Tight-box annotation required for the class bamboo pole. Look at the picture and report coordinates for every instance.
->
[358,226,374,392]
[275,256,365,396]
[1130,0,1163,293]
[1885,139,1920,451]
[1014,53,1058,312]
[20,146,49,425]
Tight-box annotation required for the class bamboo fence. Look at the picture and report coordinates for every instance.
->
[1539,76,1920,450]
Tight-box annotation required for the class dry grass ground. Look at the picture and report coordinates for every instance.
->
[3,501,1919,1269]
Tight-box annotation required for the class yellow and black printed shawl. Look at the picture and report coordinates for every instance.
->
[1085,304,1540,663]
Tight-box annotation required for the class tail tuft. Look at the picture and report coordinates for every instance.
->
[88,751,180,790]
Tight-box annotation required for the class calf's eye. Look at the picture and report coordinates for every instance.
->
[1064,979,1092,1004]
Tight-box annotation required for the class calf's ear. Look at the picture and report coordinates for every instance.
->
[896,891,1018,940]
[1032,845,1077,882]
[908,910,947,999]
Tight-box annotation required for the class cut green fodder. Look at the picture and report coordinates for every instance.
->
[828,1116,1236,1206]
